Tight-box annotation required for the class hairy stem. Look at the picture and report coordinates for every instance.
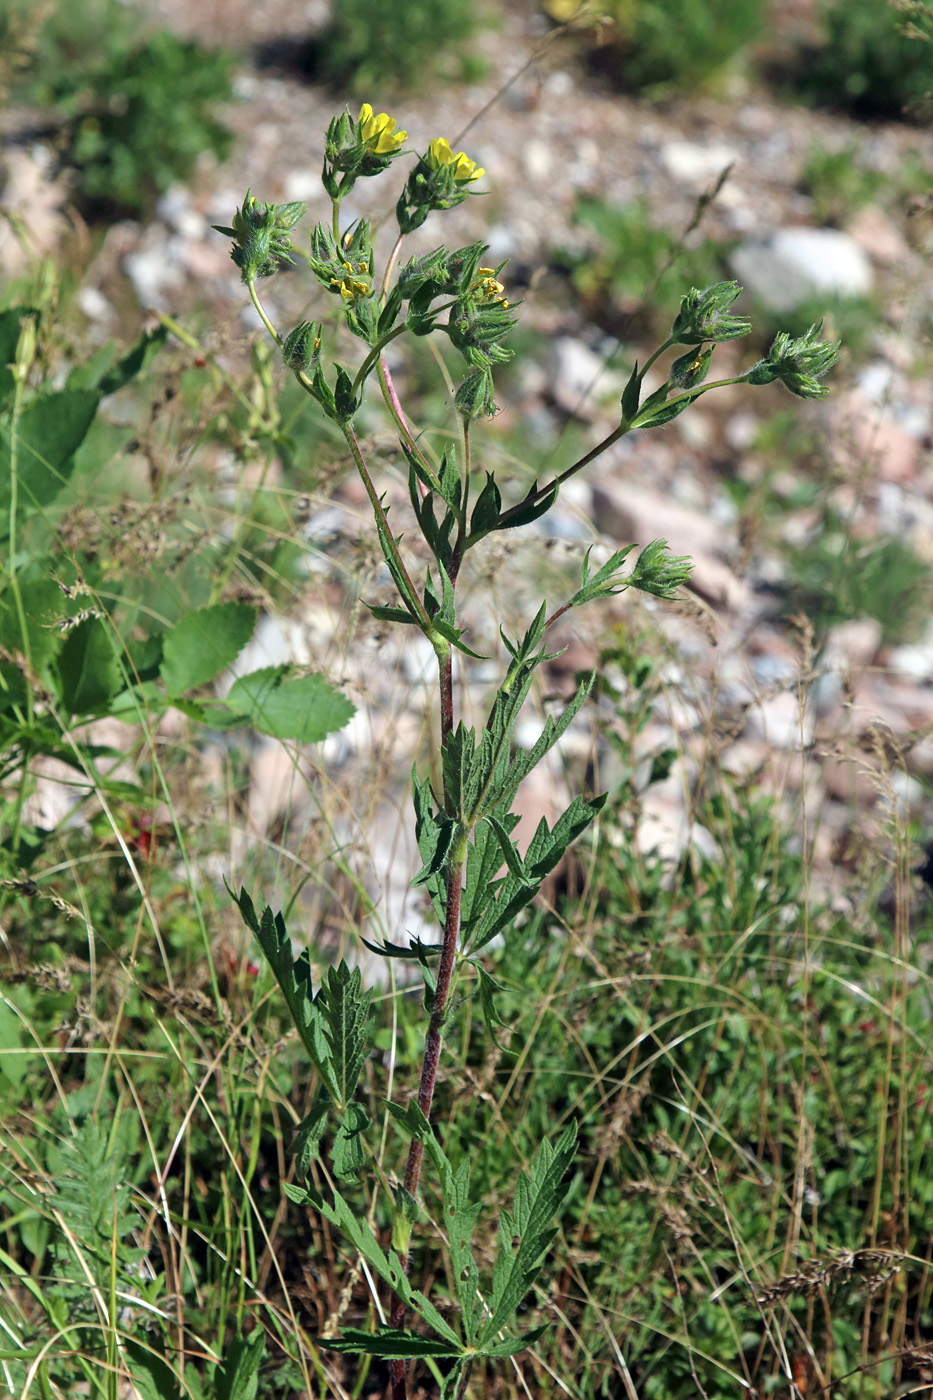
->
[389,834,467,1399]
[342,422,433,631]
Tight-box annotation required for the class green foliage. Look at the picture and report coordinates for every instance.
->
[577,0,765,94]
[786,518,931,644]
[788,0,933,118]
[0,303,352,879]
[310,0,482,94]
[10,0,235,214]
[800,140,931,227]
[553,195,725,334]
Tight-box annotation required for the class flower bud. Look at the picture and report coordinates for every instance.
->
[746,323,841,399]
[455,367,497,420]
[669,343,713,389]
[671,281,751,345]
[212,191,304,284]
[283,320,323,373]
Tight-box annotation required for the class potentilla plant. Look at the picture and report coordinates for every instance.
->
[216,103,840,1399]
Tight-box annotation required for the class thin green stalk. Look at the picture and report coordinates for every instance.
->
[342,422,433,632]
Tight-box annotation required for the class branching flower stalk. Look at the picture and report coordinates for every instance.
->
[216,102,841,1400]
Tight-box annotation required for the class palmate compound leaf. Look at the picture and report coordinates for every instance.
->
[480,1123,578,1344]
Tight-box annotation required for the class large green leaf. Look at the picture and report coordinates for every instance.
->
[223,665,355,743]
[160,602,256,695]
[0,388,100,524]
[56,615,123,716]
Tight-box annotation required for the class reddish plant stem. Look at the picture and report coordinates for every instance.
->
[389,844,465,1399]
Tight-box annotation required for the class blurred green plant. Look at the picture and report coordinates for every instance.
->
[546,0,765,94]
[552,194,726,334]
[309,0,483,94]
[800,140,931,227]
[0,295,353,883]
[788,0,933,119]
[4,0,235,215]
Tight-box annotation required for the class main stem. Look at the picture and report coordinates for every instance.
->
[388,621,465,1400]
[389,836,465,1400]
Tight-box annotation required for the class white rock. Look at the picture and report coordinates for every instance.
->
[550,337,621,416]
[660,140,739,184]
[76,286,113,322]
[729,227,874,313]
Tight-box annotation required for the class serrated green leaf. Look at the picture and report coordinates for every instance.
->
[318,960,372,1109]
[412,770,448,922]
[442,1160,483,1344]
[314,1328,462,1359]
[214,1330,264,1400]
[480,1123,577,1341]
[360,934,443,961]
[487,816,532,887]
[470,471,501,534]
[459,819,510,936]
[566,545,637,610]
[160,603,257,695]
[291,1092,330,1174]
[366,602,422,627]
[227,887,337,1101]
[467,795,604,955]
[224,665,354,742]
[321,1192,408,1294]
[331,1100,371,1180]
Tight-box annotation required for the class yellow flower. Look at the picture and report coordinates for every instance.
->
[330,260,371,303]
[357,103,407,155]
[475,267,508,305]
[426,137,485,185]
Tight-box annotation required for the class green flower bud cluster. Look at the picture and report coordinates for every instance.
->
[308,221,375,309]
[671,281,752,345]
[212,191,305,284]
[746,323,842,399]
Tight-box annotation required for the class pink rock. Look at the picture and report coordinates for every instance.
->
[591,480,749,611]
[845,205,912,267]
